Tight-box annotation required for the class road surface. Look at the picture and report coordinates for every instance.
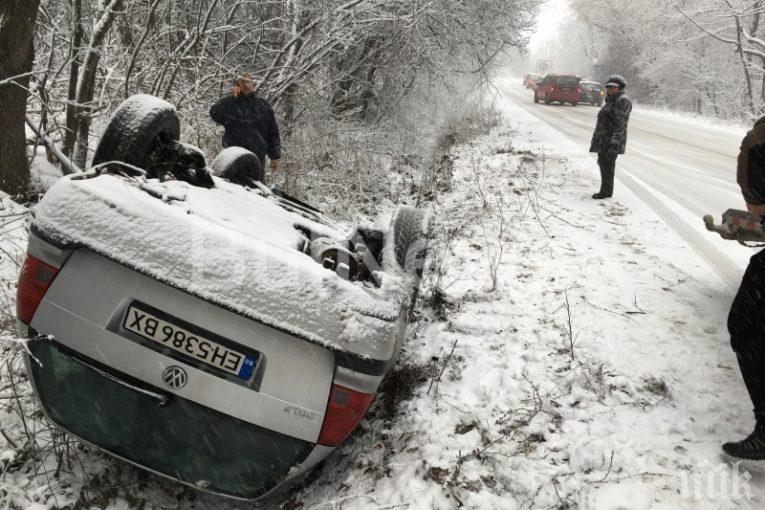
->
[501,81,752,289]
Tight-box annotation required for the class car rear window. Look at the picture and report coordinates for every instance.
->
[556,76,579,86]
[29,339,314,499]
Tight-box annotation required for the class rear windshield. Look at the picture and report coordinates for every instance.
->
[556,76,579,85]
[29,340,313,499]
[582,83,602,90]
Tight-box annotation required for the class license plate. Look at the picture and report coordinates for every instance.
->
[122,304,257,380]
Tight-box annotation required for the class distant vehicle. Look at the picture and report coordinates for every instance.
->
[580,81,605,106]
[523,74,542,89]
[533,74,582,106]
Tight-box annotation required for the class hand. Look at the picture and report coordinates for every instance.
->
[746,202,765,216]
[231,85,241,97]
[270,159,280,172]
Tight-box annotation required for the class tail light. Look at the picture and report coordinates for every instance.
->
[17,254,59,325]
[576,88,581,93]
[317,384,375,446]
[600,91,605,96]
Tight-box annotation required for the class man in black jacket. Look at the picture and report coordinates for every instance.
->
[589,75,632,199]
[210,74,281,179]
[723,116,765,460]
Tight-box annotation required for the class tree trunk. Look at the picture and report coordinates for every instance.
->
[734,14,756,116]
[71,0,124,171]
[0,0,41,196]
[63,0,84,160]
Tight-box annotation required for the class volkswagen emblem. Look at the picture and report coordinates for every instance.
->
[162,365,187,389]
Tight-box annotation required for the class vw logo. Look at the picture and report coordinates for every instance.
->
[162,365,187,389]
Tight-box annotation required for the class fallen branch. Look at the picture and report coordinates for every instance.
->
[25,116,81,175]
[427,337,458,395]
[625,296,646,315]
[581,296,635,321]
[598,451,615,482]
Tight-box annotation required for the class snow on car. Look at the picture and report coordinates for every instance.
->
[15,94,430,500]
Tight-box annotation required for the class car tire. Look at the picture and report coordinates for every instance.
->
[534,94,539,104]
[91,94,180,171]
[391,207,431,315]
[572,102,578,107]
[392,207,431,275]
[544,95,551,105]
[211,147,264,185]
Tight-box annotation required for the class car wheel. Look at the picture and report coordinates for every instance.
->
[211,147,264,185]
[391,206,432,314]
[534,94,539,104]
[91,94,180,172]
[572,102,578,107]
[392,207,430,273]
[544,95,551,105]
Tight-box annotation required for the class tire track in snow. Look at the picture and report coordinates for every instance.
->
[614,170,742,289]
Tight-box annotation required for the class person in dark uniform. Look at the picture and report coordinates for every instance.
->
[589,74,632,199]
[210,74,281,181]
[724,116,765,459]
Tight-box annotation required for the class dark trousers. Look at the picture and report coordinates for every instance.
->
[729,249,765,415]
[597,153,618,196]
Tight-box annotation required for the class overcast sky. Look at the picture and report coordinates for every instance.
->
[529,0,571,52]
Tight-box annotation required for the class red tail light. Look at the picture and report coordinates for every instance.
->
[317,384,375,446]
[576,88,581,93]
[17,254,59,324]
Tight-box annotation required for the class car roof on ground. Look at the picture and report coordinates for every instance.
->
[33,173,406,357]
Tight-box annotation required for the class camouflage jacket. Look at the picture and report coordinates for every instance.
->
[589,92,632,155]
[737,117,765,205]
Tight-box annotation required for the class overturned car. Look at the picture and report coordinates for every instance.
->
[16,95,430,500]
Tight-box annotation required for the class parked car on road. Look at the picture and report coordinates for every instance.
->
[533,74,582,106]
[579,81,605,106]
[16,94,430,501]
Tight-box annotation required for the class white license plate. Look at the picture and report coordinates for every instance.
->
[123,304,257,380]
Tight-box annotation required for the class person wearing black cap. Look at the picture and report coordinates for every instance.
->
[723,116,765,459]
[589,75,632,199]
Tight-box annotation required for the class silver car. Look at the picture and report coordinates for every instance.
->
[15,95,429,500]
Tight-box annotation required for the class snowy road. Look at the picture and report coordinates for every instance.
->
[500,81,753,289]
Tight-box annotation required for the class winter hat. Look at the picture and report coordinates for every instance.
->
[605,75,626,89]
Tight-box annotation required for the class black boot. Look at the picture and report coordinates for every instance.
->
[723,414,765,460]
[592,192,611,199]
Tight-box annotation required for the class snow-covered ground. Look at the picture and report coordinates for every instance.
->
[276,89,762,510]
[1,92,764,509]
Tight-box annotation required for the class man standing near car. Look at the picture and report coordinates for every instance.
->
[722,116,765,459]
[210,74,281,180]
[589,75,632,199]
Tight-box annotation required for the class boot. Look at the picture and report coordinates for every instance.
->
[592,192,611,199]
[723,414,765,460]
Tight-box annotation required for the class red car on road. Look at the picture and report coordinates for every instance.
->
[533,74,582,106]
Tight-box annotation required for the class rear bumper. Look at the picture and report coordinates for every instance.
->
[24,336,333,500]
[549,93,579,101]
